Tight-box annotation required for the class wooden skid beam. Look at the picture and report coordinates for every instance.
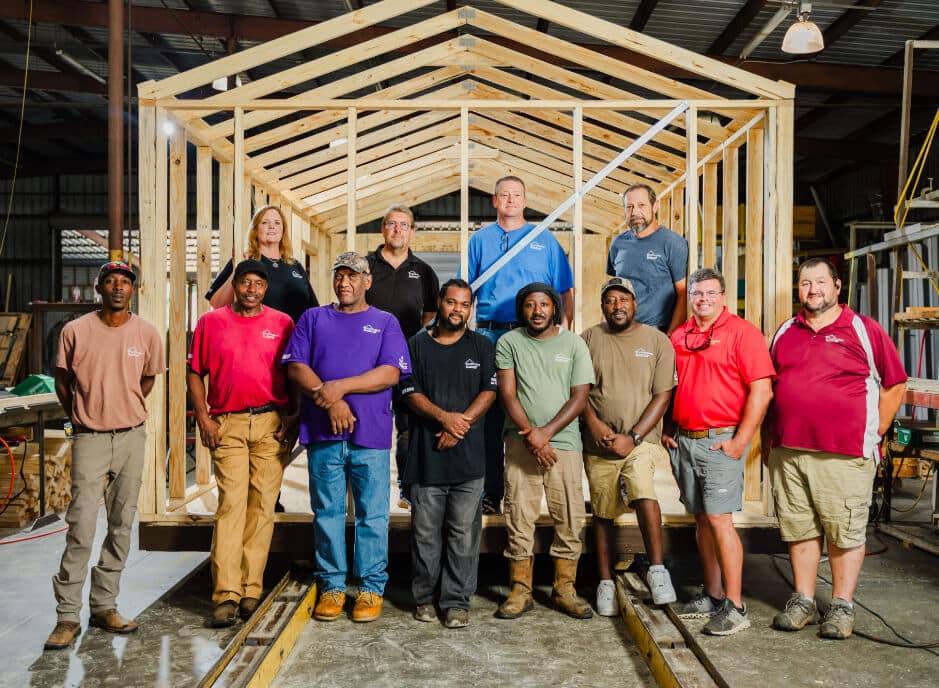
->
[168,131,187,501]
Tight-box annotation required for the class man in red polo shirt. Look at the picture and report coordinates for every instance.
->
[764,257,906,640]
[664,267,774,636]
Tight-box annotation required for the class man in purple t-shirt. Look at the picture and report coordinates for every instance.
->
[284,251,410,624]
[763,258,907,640]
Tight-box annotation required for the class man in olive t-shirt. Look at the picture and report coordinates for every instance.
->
[494,282,594,621]
[581,277,677,616]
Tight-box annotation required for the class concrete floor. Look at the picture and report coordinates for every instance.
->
[1,478,937,688]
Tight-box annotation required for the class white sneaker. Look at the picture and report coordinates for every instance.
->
[596,579,618,616]
[646,565,677,605]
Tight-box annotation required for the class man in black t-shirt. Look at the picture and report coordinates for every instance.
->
[366,204,439,508]
[400,279,497,629]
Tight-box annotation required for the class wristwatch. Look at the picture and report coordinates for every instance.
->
[627,430,643,446]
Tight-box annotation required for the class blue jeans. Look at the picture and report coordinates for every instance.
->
[479,327,512,503]
[307,441,390,594]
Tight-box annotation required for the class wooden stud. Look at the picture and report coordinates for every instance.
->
[671,183,684,237]
[722,146,740,312]
[195,146,213,486]
[573,105,584,333]
[152,106,169,514]
[346,106,357,252]
[702,161,718,269]
[218,162,234,266]
[233,107,245,260]
[460,107,469,281]
[168,130,187,501]
[762,106,778,339]
[774,99,794,329]
[242,175,253,250]
[254,186,268,212]
[684,109,699,272]
[745,127,764,327]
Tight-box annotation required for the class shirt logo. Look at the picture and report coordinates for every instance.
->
[825,334,844,344]
[634,347,654,358]
[554,353,571,363]
[646,250,662,260]
[281,353,292,362]
[529,241,545,251]
[261,329,279,340]
[127,346,144,358]
[490,374,498,385]
[363,324,381,334]
[398,356,409,371]
[408,270,420,279]
[465,359,480,369]
[292,270,303,279]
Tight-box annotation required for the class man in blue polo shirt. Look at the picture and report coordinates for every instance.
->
[466,175,574,514]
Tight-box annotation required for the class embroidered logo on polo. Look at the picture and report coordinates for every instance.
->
[464,359,480,369]
[398,356,409,371]
[261,330,279,340]
[362,324,381,334]
[281,353,293,362]
[634,348,654,358]
[554,353,571,363]
[127,346,144,358]
[646,251,662,261]
[490,373,497,385]
[408,270,420,279]
[825,334,845,344]
[292,270,303,279]
[529,241,545,251]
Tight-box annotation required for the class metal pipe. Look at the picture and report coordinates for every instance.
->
[108,0,123,261]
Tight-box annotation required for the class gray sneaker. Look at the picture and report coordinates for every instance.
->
[772,592,819,631]
[820,598,855,639]
[673,591,720,619]
[413,604,436,622]
[444,608,470,629]
[702,599,750,636]
[645,565,677,605]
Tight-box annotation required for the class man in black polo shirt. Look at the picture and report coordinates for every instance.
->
[401,278,497,628]
[366,204,439,507]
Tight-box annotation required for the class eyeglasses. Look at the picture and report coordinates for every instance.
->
[384,220,411,230]
[684,323,715,353]
[690,290,723,300]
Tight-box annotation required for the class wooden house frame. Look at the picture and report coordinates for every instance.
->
[136,0,794,548]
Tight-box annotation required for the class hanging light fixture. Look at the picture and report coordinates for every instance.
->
[782,2,825,55]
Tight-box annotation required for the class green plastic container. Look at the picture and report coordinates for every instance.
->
[11,374,56,396]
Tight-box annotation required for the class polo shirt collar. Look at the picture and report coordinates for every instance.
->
[373,244,415,267]
[794,303,853,332]
[684,306,730,334]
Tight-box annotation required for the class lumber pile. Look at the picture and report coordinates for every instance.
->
[0,431,72,527]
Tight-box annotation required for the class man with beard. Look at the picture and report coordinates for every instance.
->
[607,183,688,334]
[494,282,594,620]
[665,267,774,636]
[400,279,497,628]
[581,277,677,616]
[366,204,439,509]
[284,252,410,623]
[763,258,906,639]
[46,261,164,650]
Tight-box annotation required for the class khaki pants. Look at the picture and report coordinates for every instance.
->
[503,434,585,560]
[211,410,285,604]
[53,425,146,623]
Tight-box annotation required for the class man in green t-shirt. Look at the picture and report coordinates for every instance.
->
[582,277,677,616]
[494,282,595,620]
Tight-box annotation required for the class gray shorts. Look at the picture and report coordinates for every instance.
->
[669,431,745,514]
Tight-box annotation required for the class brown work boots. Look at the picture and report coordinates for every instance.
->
[495,557,534,619]
[44,621,81,650]
[551,557,593,619]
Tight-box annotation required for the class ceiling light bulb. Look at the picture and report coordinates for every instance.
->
[782,19,824,54]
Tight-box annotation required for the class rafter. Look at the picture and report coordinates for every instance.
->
[629,0,660,32]
[708,0,768,56]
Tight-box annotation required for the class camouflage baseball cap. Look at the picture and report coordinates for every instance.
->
[600,276,636,299]
[332,251,370,274]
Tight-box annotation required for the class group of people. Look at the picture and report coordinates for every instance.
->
[44,176,906,650]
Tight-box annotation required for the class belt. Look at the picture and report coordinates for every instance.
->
[476,320,518,330]
[678,426,736,439]
[72,422,145,435]
[231,403,278,415]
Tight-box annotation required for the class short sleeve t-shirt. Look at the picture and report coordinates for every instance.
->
[582,322,675,455]
[466,222,574,323]
[57,312,165,431]
[188,306,294,414]
[495,327,595,451]
[670,308,775,430]
[366,247,439,339]
[206,256,319,323]
[283,305,410,449]
[769,305,907,459]
[400,329,498,484]
[606,226,688,329]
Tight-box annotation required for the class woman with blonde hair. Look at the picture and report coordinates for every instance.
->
[207,205,319,322]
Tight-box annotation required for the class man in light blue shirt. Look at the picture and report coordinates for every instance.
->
[465,176,574,513]
[607,184,688,334]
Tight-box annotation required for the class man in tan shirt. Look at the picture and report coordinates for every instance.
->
[45,261,164,651]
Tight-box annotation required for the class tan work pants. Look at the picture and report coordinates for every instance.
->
[503,434,586,561]
[210,410,285,604]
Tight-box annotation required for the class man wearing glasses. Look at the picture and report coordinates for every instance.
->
[467,176,575,514]
[664,267,774,636]
[366,205,440,508]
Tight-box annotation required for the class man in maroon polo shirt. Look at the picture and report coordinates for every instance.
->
[764,257,907,640]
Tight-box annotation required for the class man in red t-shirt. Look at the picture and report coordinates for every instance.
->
[763,258,906,639]
[665,267,774,636]
[188,259,296,628]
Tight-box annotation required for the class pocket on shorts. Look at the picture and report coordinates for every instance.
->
[845,497,870,533]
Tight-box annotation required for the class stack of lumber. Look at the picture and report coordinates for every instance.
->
[0,431,72,527]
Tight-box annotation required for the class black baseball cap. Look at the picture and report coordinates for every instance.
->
[233,258,268,282]
[97,261,137,285]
